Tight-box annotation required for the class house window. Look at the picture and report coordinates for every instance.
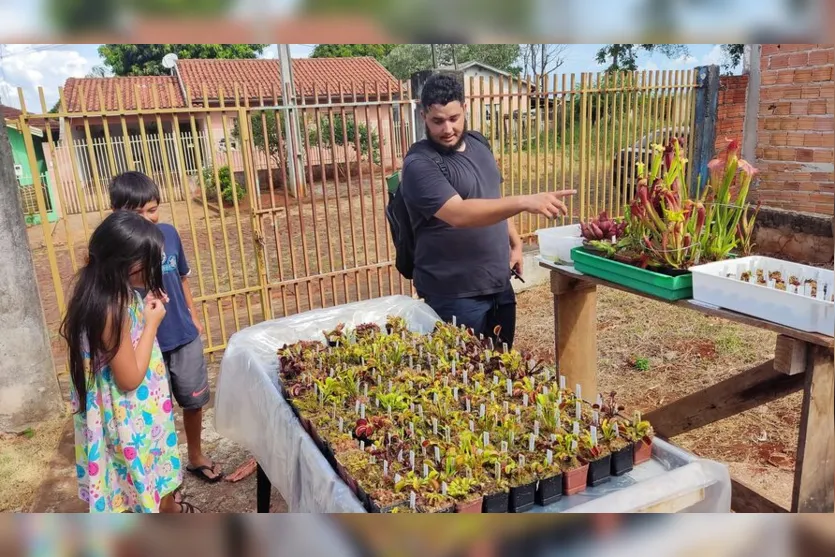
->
[218,137,238,152]
[485,103,492,121]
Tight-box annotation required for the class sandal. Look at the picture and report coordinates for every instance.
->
[187,462,224,484]
[178,500,201,513]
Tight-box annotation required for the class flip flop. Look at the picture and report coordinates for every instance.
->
[187,463,224,483]
[178,500,201,513]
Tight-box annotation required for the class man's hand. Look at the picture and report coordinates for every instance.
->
[522,191,575,219]
[510,243,524,278]
[191,310,205,336]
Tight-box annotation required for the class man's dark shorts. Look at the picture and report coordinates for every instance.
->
[163,336,210,411]
[423,285,517,348]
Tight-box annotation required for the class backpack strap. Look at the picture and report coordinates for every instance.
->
[407,140,451,182]
[466,130,491,150]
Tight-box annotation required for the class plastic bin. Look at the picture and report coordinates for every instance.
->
[537,225,584,265]
[690,256,834,335]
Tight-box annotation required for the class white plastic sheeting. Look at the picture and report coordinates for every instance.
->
[215,295,731,513]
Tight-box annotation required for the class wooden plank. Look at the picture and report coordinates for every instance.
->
[731,477,789,513]
[539,263,834,349]
[637,488,705,513]
[792,344,835,513]
[774,334,808,376]
[645,359,805,438]
[554,284,598,401]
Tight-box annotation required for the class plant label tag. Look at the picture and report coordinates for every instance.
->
[591,426,598,447]
[556,413,561,431]
[329,368,334,378]
[470,420,475,432]
[410,491,416,510]
[466,399,471,413]
[423,463,429,478]
[452,315,457,327]
[418,405,424,417]
[575,401,582,420]
[596,394,604,408]
[360,441,365,451]
[573,421,580,436]
[503,342,508,354]
[370,455,376,465]
[376,398,380,408]
[516,407,522,423]
[558,391,563,404]
[463,369,469,386]
[484,432,490,446]
[504,401,509,413]
[441,481,448,496]
[435,446,441,463]
[543,386,549,396]
[355,400,360,414]
[409,355,413,368]
[531,377,535,390]
[546,449,553,465]
[501,441,508,453]
[613,423,620,437]
[545,368,551,381]
[453,387,459,401]
[479,404,486,419]
[495,461,501,481]
[398,449,404,463]
[575,384,582,399]
[410,422,415,436]
[451,360,456,376]
[523,394,529,407]
[593,410,599,426]
[489,337,494,350]
[394,472,401,484]
[363,383,368,397]
[338,417,344,432]
[443,376,449,387]
[493,375,499,386]
[433,418,438,435]
[384,461,389,476]
[410,403,415,413]
[529,434,535,452]
[388,380,392,393]
[388,406,393,418]
[534,421,540,437]
[433,393,438,405]
[558,376,566,390]
[491,392,495,403]
[510,431,515,445]
[550,434,557,442]
[571,439,578,452]
[475,380,480,392]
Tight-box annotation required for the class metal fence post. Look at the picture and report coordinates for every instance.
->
[690,65,720,197]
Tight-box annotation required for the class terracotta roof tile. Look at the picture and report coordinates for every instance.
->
[176,58,401,103]
[63,76,185,112]
[2,104,60,132]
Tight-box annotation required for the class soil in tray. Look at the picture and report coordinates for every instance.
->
[535,474,563,506]
[508,481,536,513]
[482,490,510,513]
[611,445,635,476]
[587,455,613,487]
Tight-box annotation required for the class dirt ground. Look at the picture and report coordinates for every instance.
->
[1,282,800,513]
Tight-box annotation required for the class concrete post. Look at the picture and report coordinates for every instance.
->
[0,124,64,431]
[410,69,465,142]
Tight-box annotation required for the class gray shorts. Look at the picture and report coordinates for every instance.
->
[163,336,210,411]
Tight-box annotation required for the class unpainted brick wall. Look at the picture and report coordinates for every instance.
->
[755,44,834,216]
[715,74,749,154]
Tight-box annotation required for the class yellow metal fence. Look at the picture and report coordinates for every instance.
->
[18,69,695,375]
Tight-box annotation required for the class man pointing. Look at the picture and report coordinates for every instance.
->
[401,73,575,348]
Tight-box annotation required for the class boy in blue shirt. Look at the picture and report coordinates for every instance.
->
[109,171,223,483]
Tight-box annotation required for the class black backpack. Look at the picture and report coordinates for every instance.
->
[386,131,491,280]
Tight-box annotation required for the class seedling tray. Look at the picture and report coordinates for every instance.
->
[571,247,693,301]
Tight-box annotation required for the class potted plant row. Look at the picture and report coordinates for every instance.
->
[278,316,656,513]
[573,137,760,300]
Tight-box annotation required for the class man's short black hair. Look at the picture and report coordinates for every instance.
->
[108,171,161,210]
[420,73,465,110]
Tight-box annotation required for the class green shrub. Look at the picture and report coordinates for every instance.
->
[202,165,245,204]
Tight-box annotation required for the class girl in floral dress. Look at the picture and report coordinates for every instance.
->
[61,211,198,513]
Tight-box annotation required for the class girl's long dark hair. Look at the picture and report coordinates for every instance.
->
[60,211,165,411]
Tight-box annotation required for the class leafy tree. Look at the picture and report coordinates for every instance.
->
[233,111,292,168]
[311,44,396,61]
[595,44,689,72]
[381,44,522,80]
[98,44,267,76]
[721,44,745,73]
[308,114,381,164]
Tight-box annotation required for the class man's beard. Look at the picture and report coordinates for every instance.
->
[425,120,468,155]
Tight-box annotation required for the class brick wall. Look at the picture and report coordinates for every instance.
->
[715,74,748,154]
[755,44,834,216]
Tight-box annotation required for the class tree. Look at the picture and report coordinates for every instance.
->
[721,44,745,74]
[86,65,112,78]
[308,114,381,165]
[520,44,568,77]
[311,44,396,61]
[98,44,268,76]
[381,44,522,80]
[49,0,232,32]
[595,44,689,72]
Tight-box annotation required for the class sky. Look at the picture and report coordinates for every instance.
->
[0,43,734,112]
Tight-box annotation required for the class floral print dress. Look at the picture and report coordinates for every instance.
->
[72,293,183,513]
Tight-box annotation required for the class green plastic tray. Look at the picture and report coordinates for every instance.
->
[570,247,693,301]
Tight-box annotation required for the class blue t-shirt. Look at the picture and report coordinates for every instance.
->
[155,223,199,353]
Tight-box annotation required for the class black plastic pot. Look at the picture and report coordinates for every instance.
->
[611,445,634,476]
[320,441,339,472]
[587,454,612,487]
[509,481,536,513]
[482,490,509,513]
[535,474,564,506]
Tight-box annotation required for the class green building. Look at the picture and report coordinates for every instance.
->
[4,116,58,225]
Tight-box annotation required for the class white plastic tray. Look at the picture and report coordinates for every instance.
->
[536,224,583,265]
[690,256,834,336]
[215,295,731,513]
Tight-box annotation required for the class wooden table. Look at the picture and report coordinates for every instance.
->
[541,261,835,513]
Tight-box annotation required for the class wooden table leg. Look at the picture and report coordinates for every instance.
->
[551,272,598,401]
[791,344,835,513]
[256,462,272,513]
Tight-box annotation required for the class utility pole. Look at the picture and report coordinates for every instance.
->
[430,44,437,69]
[451,44,458,70]
[276,44,304,197]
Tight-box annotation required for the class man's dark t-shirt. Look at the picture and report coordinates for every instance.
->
[401,136,509,298]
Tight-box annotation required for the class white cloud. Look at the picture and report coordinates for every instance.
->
[673,54,698,65]
[702,45,724,66]
[0,45,95,111]
[639,60,660,72]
